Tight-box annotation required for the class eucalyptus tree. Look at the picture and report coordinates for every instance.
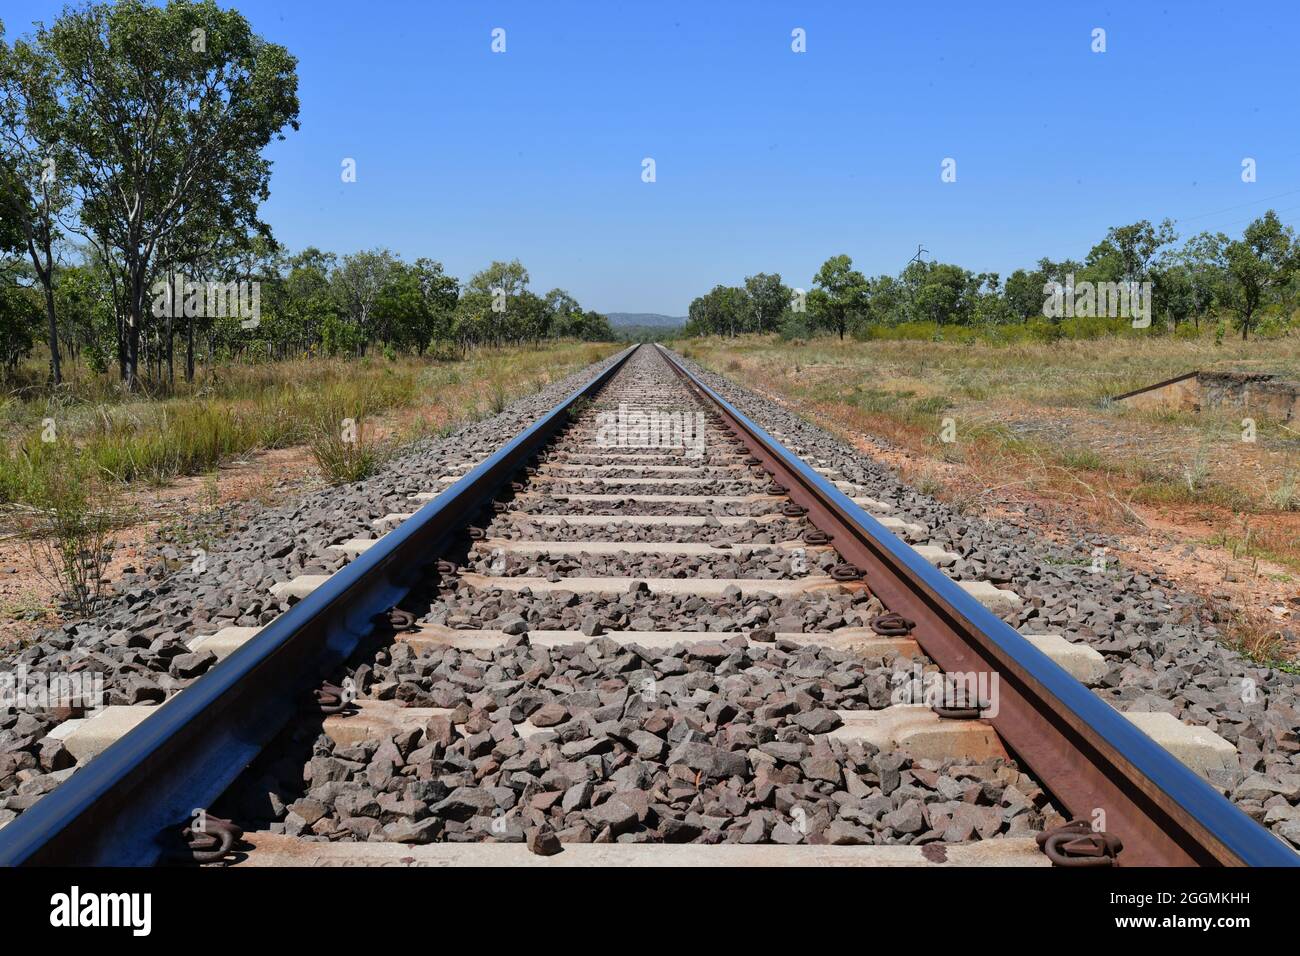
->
[332,249,397,354]
[468,259,530,299]
[542,288,583,342]
[461,260,531,344]
[413,258,459,350]
[686,284,748,337]
[0,253,38,374]
[744,272,789,334]
[561,309,614,341]
[811,254,868,339]
[0,20,69,383]
[36,0,299,388]
[1177,232,1228,330]
[273,247,338,356]
[1220,211,1296,340]
[1151,261,1196,331]
[1103,219,1177,288]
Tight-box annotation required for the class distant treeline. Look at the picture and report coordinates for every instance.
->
[616,323,684,343]
[0,244,616,385]
[684,212,1300,343]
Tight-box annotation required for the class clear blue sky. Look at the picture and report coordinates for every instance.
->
[4,0,1299,315]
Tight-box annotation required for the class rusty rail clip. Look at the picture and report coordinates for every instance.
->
[804,529,833,545]
[436,559,458,577]
[467,526,486,541]
[932,678,991,719]
[311,680,357,716]
[932,702,988,719]
[374,608,413,632]
[782,503,808,518]
[767,482,788,495]
[390,608,416,630]
[868,612,915,636]
[1037,819,1123,867]
[179,815,243,864]
[830,563,862,582]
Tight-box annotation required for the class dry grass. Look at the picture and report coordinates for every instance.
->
[1221,605,1299,673]
[0,342,617,508]
[678,333,1300,570]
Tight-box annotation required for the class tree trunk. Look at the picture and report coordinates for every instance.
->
[42,280,61,386]
[23,231,61,386]
[186,314,195,383]
[124,262,148,390]
[125,309,141,390]
[166,312,175,387]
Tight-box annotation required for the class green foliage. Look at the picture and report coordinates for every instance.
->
[0,3,611,390]
[683,213,1299,343]
[0,258,38,373]
[1220,211,1296,340]
[686,274,794,338]
[811,255,868,339]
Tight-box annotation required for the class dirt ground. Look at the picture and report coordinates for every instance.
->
[0,446,320,651]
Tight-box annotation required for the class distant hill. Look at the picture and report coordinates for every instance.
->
[606,312,686,328]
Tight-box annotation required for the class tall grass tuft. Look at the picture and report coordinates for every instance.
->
[307,393,384,484]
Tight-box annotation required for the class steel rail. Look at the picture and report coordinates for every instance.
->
[0,346,637,866]
[656,344,1297,867]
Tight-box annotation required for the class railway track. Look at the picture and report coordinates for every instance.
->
[0,344,1294,867]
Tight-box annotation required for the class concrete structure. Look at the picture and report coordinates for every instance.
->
[1114,370,1300,422]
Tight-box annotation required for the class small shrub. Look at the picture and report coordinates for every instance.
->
[24,452,120,617]
[567,396,592,421]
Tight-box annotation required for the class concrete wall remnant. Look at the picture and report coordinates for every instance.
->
[1112,370,1300,422]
